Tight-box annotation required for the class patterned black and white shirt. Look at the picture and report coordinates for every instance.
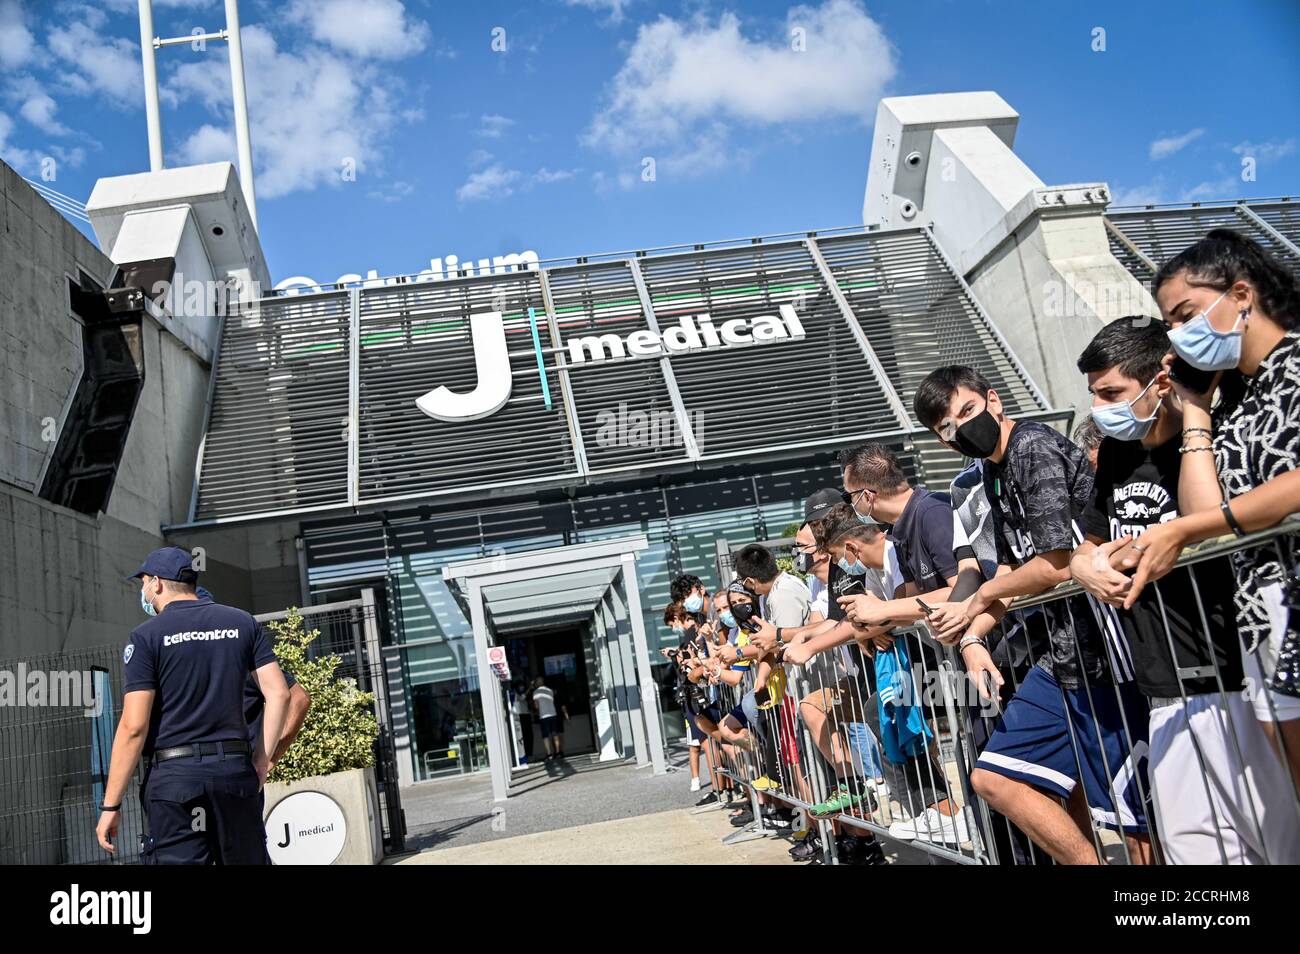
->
[1214,331,1300,697]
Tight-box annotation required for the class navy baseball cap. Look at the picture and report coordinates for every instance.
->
[803,488,842,524]
[127,547,198,583]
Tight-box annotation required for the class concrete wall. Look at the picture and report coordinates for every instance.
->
[0,161,305,863]
[0,162,302,660]
[863,92,1159,416]
[966,202,1155,412]
[0,161,169,659]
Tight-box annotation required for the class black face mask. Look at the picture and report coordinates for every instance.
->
[793,550,812,574]
[730,600,756,625]
[951,408,1001,459]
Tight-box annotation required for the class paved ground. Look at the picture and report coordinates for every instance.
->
[394,803,797,865]
[390,744,941,865]
[395,745,708,854]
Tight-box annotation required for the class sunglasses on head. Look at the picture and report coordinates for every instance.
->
[840,487,876,506]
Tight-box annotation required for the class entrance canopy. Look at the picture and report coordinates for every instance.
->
[183,223,1048,526]
[479,566,619,636]
[441,535,661,802]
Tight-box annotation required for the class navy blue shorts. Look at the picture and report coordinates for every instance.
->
[688,705,720,741]
[140,751,267,865]
[976,665,1151,833]
[727,703,749,730]
[539,716,561,738]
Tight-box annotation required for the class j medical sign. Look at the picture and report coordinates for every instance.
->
[415,304,807,423]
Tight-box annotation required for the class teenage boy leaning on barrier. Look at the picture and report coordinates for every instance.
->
[1070,316,1300,864]
[913,364,1154,865]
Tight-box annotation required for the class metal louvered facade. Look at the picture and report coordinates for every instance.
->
[190,224,1049,524]
[1105,198,1300,285]
[355,273,578,504]
[193,291,351,519]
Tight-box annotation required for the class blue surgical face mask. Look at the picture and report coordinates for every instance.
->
[140,586,157,617]
[683,592,704,614]
[1091,376,1159,442]
[718,610,737,629]
[837,554,868,576]
[1168,290,1246,371]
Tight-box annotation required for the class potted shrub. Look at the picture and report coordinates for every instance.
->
[260,609,384,865]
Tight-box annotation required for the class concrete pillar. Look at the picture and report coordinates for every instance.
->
[620,552,666,775]
[602,583,644,764]
[864,92,1156,416]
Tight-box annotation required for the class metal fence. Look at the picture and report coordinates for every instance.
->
[0,643,146,865]
[691,521,1300,865]
[0,596,407,865]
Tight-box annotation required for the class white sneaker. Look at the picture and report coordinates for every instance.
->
[889,805,972,842]
[889,807,969,845]
[887,811,925,841]
[690,777,702,792]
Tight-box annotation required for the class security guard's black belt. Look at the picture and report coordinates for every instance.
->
[152,739,251,765]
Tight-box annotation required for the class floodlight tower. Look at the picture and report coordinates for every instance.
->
[137,0,259,232]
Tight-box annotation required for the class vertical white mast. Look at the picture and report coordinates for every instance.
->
[224,0,258,230]
[135,0,260,231]
[138,0,163,171]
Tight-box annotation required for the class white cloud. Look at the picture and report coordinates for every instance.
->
[467,148,494,167]
[476,114,515,138]
[1108,180,1166,207]
[0,110,39,172]
[286,0,430,60]
[456,163,578,202]
[585,0,895,175]
[1232,138,1297,163]
[533,167,576,184]
[176,123,236,163]
[46,142,85,168]
[1180,176,1239,202]
[563,0,633,24]
[0,0,35,70]
[99,0,218,9]
[368,179,415,203]
[1148,128,1204,161]
[19,91,67,135]
[47,20,142,107]
[457,164,521,201]
[164,25,418,199]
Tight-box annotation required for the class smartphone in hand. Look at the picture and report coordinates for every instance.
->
[1169,356,1219,395]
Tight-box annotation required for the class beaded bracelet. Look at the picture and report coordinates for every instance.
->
[1178,445,1214,455]
[1182,427,1213,438]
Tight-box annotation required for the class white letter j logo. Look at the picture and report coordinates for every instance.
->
[415,311,513,421]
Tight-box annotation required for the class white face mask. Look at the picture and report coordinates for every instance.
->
[1090,375,1160,442]
[1168,289,1246,371]
[140,584,157,617]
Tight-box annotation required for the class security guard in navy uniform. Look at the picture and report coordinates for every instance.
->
[95,547,291,864]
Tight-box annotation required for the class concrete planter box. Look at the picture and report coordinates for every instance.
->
[262,766,383,865]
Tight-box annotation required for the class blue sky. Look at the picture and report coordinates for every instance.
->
[2,0,1297,287]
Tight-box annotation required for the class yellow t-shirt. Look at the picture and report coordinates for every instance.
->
[736,632,785,709]
[731,632,752,670]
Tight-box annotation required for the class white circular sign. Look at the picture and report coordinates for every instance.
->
[265,791,347,865]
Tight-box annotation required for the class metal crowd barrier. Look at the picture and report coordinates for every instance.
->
[0,643,145,865]
[687,519,1300,866]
